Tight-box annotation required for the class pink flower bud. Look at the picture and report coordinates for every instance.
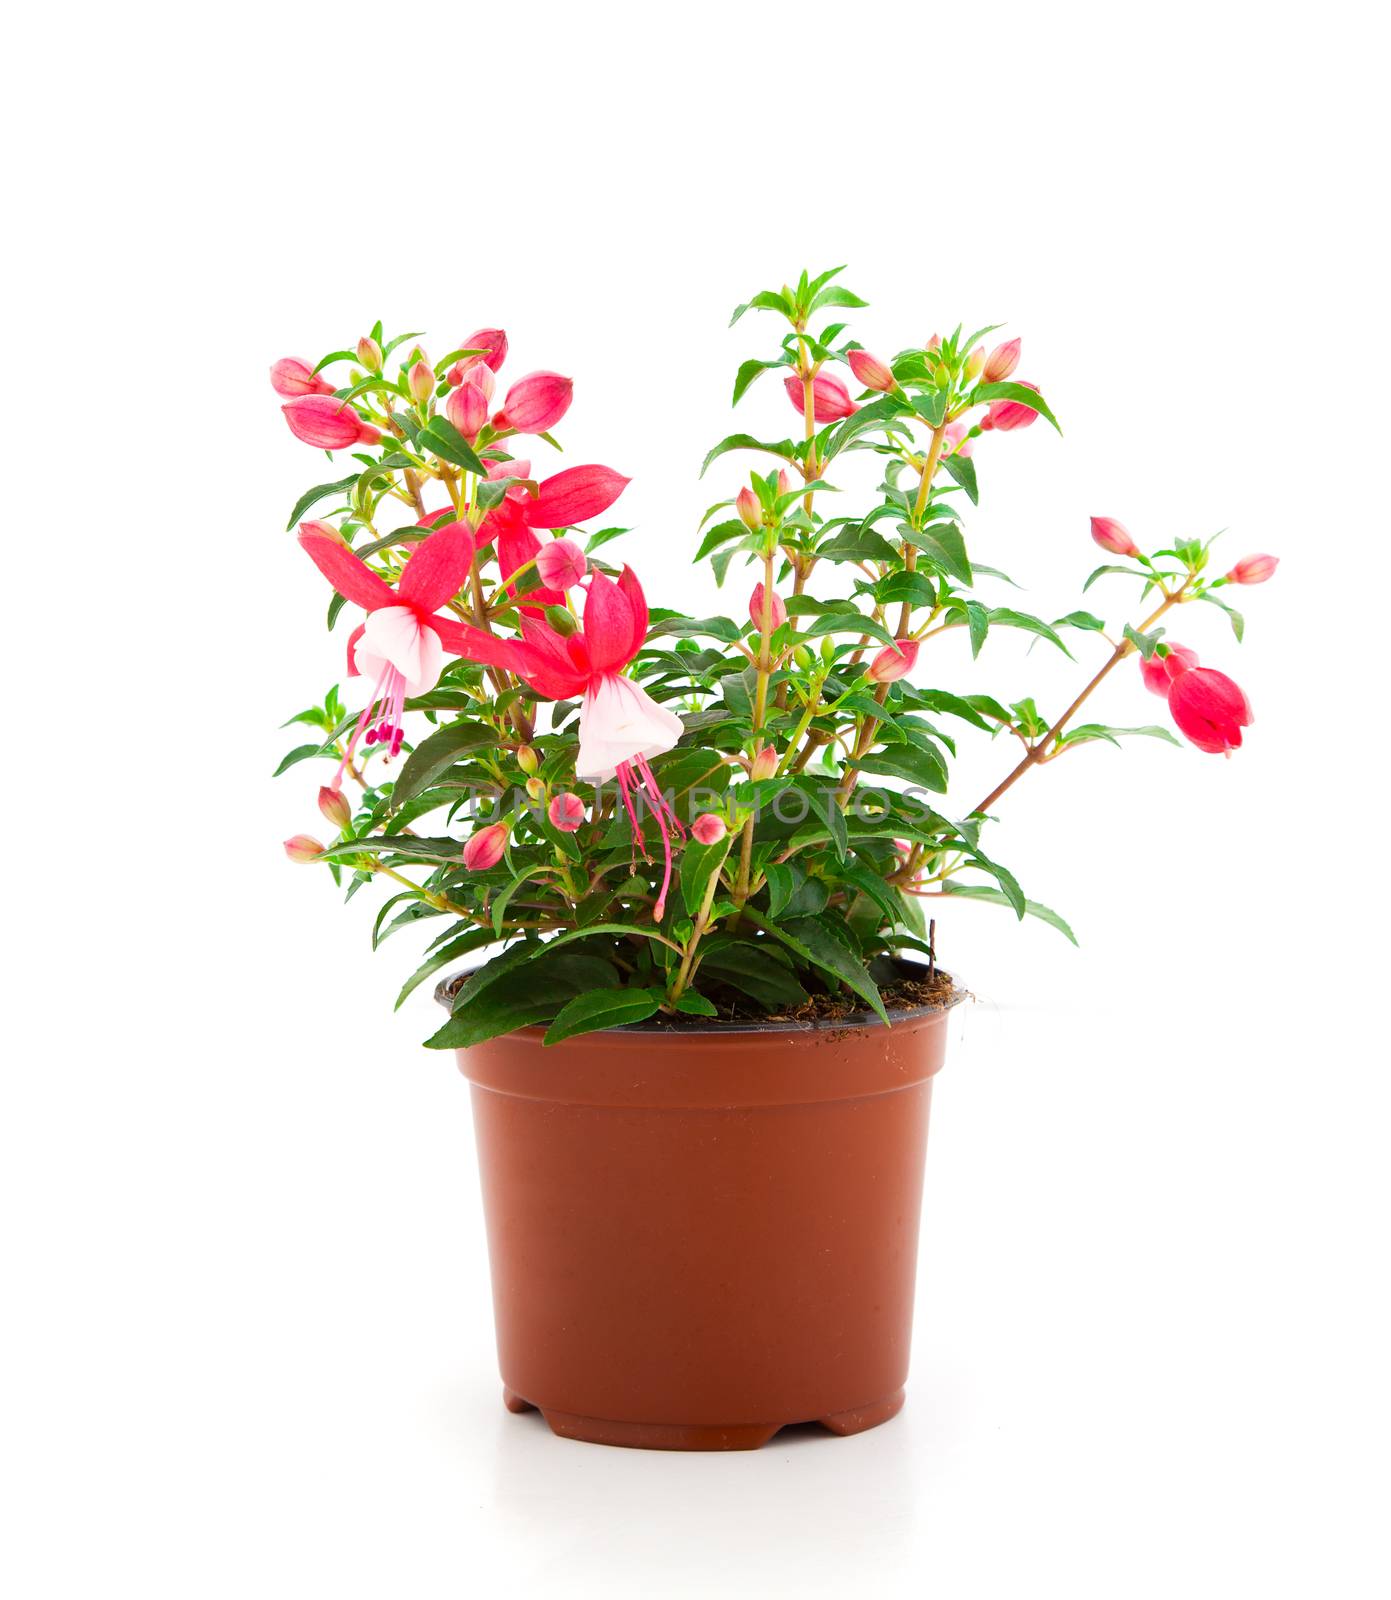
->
[281,394,382,449]
[459,327,508,373]
[270,357,335,397]
[445,380,488,439]
[408,358,434,405]
[982,381,1041,432]
[924,333,942,352]
[283,834,325,863]
[1139,643,1200,697]
[355,337,382,374]
[1167,666,1253,756]
[736,486,762,531]
[784,371,859,423]
[941,422,974,459]
[516,745,539,775]
[750,745,778,781]
[486,457,531,482]
[691,813,727,846]
[749,583,787,631]
[982,337,1022,383]
[498,370,573,433]
[467,364,496,403]
[1225,553,1279,585]
[462,822,509,871]
[1090,516,1140,558]
[536,537,587,591]
[963,347,986,383]
[548,792,586,833]
[868,638,920,683]
[317,785,352,830]
[846,348,896,393]
[777,469,793,498]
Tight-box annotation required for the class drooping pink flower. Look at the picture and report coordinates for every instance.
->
[497,370,573,433]
[536,538,587,591]
[283,834,325,862]
[548,792,586,832]
[868,639,920,683]
[978,381,1041,433]
[446,380,488,439]
[784,371,859,423]
[515,568,685,918]
[462,822,509,870]
[749,584,787,631]
[846,349,896,393]
[271,357,335,397]
[982,338,1022,383]
[487,465,629,613]
[1139,643,1200,696]
[298,519,528,783]
[1091,516,1140,557]
[1225,553,1279,585]
[691,813,727,845]
[282,393,383,449]
[1167,667,1253,755]
[485,456,531,484]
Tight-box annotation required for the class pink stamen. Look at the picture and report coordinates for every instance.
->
[615,761,645,869]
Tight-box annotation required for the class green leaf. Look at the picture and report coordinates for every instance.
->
[543,988,661,1045]
[700,433,797,477]
[694,518,753,563]
[729,290,793,326]
[395,925,496,1010]
[940,450,978,504]
[908,522,973,587]
[989,608,1073,656]
[965,600,989,657]
[286,473,358,532]
[418,416,486,473]
[673,990,718,1017]
[272,742,325,777]
[853,743,949,793]
[732,357,787,405]
[942,882,1077,944]
[389,721,496,811]
[1059,723,1181,748]
[809,285,868,312]
[750,911,888,1023]
[1083,562,1145,592]
[971,381,1061,433]
[680,836,731,919]
[1200,592,1245,641]
[1054,610,1107,632]
[698,946,806,1008]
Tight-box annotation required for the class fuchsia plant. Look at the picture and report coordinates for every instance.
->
[274,272,1273,1045]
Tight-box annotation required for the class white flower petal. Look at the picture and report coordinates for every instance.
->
[576,673,684,781]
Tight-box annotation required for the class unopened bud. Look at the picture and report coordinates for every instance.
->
[691,813,728,846]
[750,745,778,781]
[356,336,383,374]
[408,358,435,405]
[283,834,325,863]
[793,644,814,670]
[1224,553,1279,585]
[924,333,942,352]
[525,776,544,800]
[868,639,920,683]
[317,785,352,830]
[982,337,1021,383]
[846,348,897,393]
[749,583,787,631]
[542,604,579,637]
[1090,516,1141,558]
[736,486,762,532]
[820,637,837,663]
[462,822,508,871]
[516,746,539,775]
[548,792,586,832]
[963,346,986,383]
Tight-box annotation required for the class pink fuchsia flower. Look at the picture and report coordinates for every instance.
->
[487,464,629,613]
[536,538,587,591]
[1139,642,1200,696]
[298,519,528,780]
[446,380,488,439]
[462,822,509,871]
[516,568,685,917]
[749,584,787,631]
[548,791,587,832]
[1167,666,1253,755]
[691,813,727,845]
[283,834,325,862]
[736,486,763,532]
[458,327,508,374]
[784,371,859,423]
[497,370,573,433]
[978,381,1041,433]
[282,393,383,449]
[868,638,920,683]
[1225,553,1279,585]
[271,357,335,397]
[1091,516,1141,557]
[846,348,897,393]
[941,421,975,459]
[982,338,1022,383]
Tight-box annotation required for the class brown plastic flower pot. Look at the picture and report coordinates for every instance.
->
[441,982,962,1451]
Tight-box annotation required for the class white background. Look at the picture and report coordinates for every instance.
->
[4,2,1388,1594]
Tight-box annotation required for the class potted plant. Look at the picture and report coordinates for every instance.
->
[273,271,1273,1450]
